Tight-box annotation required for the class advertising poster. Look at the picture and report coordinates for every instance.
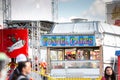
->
[106,1,120,26]
[0,28,28,58]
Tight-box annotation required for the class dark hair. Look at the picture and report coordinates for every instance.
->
[10,60,31,80]
[104,66,116,80]
[17,57,32,71]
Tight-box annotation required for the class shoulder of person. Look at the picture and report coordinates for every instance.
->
[101,76,106,80]
[17,75,29,80]
[8,68,20,80]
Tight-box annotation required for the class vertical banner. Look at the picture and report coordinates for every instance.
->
[115,50,120,80]
[118,56,120,80]
[0,28,28,58]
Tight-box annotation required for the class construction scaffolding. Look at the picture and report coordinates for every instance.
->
[2,20,53,80]
[6,20,53,69]
[52,0,58,22]
[1,0,54,73]
[2,0,11,27]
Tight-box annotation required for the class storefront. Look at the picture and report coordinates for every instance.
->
[40,21,120,78]
[41,34,102,78]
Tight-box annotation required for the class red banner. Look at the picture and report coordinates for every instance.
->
[118,56,120,80]
[0,28,28,58]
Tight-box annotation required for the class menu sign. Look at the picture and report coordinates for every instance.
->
[41,35,95,47]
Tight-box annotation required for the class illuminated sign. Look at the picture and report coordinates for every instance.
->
[40,35,95,47]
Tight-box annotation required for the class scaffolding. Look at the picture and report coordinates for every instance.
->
[52,0,58,22]
[3,20,53,79]
[2,0,11,27]
[1,0,55,79]
[1,0,54,71]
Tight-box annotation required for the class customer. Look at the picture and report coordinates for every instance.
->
[0,52,8,80]
[101,66,116,80]
[9,54,32,80]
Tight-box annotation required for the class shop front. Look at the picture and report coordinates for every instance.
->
[40,34,103,78]
[40,21,120,79]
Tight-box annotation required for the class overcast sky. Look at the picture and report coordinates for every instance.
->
[1,0,115,23]
[11,0,52,21]
[58,0,114,22]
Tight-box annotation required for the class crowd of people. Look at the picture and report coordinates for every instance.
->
[0,52,117,80]
[0,53,33,80]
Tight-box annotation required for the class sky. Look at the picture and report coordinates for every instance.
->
[57,0,114,22]
[11,0,52,21]
[0,0,115,25]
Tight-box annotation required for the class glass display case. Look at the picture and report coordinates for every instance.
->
[50,48,100,69]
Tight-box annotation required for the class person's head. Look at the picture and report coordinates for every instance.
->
[104,66,116,80]
[10,60,32,80]
[16,54,32,75]
[17,60,32,75]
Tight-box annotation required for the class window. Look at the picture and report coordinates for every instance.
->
[50,48,100,69]
[65,48,76,60]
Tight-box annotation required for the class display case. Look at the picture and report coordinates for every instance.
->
[49,47,102,78]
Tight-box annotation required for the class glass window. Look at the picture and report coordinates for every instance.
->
[77,49,100,60]
[50,50,64,61]
[51,62,64,69]
[65,48,76,60]
[65,61,77,68]
[77,49,90,60]
[76,62,99,68]
[90,50,100,60]
[50,48,100,69]
[50,51,57,60]
[58,51,63,60]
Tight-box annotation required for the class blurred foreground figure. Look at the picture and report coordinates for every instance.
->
[0,52,7,80]
[9,54,32,80]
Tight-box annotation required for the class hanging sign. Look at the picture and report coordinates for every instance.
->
[0,28,28,58]
[115,50,120,56]
[40,35,95,47]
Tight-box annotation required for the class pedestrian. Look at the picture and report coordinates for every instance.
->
[0,52,8,80]
[9,54,32,80]
[101,66,116,80]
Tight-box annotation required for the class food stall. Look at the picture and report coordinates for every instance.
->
[40,21,120,78]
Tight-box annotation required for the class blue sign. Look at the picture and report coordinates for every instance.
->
[115,50,120,56]
[40,35,95,47]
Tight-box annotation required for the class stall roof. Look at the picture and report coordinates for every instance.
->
[99,23,120,35]
[51,21,120,35]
